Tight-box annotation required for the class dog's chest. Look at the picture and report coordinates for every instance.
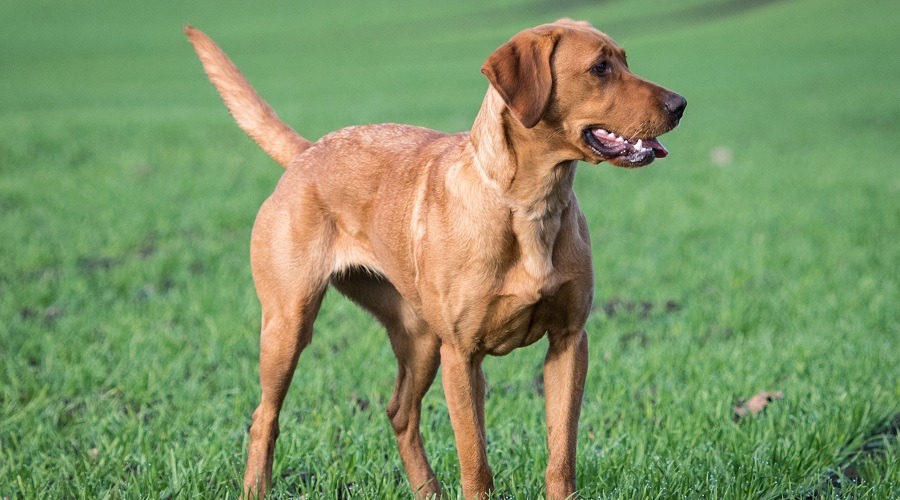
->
[477,271,574,355]
[474,216,585,355]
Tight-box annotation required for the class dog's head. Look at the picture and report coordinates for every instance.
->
[482,19,686,168]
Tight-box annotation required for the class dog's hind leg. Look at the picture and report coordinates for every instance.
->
[386,331,441,498]
[242,194,332,498]
[331,271,442,498]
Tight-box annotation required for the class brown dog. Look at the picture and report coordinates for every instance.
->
[187,18,684,499]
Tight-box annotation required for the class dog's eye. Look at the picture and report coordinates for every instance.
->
[591,61,610,76]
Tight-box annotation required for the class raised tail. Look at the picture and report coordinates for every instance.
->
[185,26,312,168]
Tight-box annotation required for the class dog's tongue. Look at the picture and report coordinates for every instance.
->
[643,137,668,158]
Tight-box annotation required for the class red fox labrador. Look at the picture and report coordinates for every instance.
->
[187,18,685,499]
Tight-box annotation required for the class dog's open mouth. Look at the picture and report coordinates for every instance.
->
[583,127,669,167]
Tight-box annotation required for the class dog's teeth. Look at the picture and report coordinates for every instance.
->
[635,139,643,150]
[608,132,616,139]
[596,128,607,135]
[615,136,624,143]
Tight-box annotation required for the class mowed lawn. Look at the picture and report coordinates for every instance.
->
[1,0,898,497]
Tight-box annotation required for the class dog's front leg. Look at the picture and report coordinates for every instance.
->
[440,344,494,498]
[543,329,588,500]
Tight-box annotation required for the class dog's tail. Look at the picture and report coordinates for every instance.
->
[185,26,312,169]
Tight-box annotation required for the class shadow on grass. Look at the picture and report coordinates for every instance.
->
[607,0,793,38]
[804,413,900,497]
[377,0,796,43]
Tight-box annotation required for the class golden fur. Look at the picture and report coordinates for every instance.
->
[187,19,684,499]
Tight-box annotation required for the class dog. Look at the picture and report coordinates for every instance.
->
[187,18,684,499]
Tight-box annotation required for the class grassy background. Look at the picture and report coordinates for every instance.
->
[1,0,898,497]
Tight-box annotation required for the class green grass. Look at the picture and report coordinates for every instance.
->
[1,0,898,497]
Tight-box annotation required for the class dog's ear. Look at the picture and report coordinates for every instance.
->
[481,29,560,129]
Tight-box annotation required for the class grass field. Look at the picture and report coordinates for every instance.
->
[1,0,898,497]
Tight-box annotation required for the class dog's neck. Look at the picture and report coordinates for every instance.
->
[470,87,576,220]
[469,87,577,281]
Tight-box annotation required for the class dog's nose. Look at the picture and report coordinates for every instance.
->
[664,93,687,120]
